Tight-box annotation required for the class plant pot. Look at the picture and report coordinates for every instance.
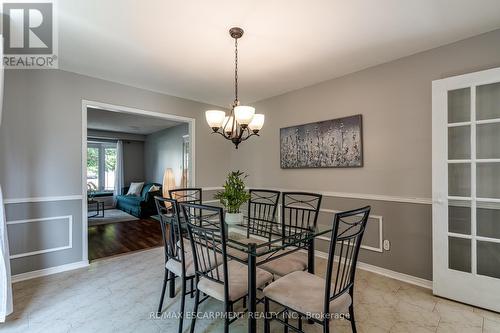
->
[225,212,243,226]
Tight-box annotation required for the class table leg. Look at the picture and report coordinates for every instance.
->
[247,243,257,333]
[307,237,315,325]
[308,236,315,274]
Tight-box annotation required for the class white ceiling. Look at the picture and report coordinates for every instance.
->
[59,0,500,107]
[87,108,183,135]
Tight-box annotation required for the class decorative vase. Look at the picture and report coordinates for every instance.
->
[225,212,243,227]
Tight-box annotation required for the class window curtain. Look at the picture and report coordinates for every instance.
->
[0,36,13,322]
[113,140,124,206]
[0,186,12,322]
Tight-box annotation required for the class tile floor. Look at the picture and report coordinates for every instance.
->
[2,247,500,332]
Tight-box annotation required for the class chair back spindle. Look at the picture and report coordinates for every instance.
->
[154,197,187,273]
[247,189,280,240]
[281,192,322,246]
[180,203,229,298]
[169,188,202,204]
[323,206,371,315]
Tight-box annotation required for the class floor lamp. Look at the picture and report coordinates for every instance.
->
[162,168,176,205]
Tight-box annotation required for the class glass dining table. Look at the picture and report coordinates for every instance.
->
[222,221,333,333]
[164,211,333,333]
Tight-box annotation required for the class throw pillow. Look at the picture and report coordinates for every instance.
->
[126,182,144,196]
[149,185,160,192]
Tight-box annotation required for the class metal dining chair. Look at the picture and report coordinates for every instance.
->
[169,187,203,244]
[263,206,371,333]
[169,187,202,204]
[259,192,322,277]
[180,202,273,333]
[246,189,280,242]
[155,197,195,333]
[226,190,280,262]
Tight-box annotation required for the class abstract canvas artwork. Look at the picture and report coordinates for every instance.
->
[280,115,363,168]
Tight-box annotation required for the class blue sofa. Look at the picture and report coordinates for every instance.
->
[115,183,162,218]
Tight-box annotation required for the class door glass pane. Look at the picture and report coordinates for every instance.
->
[449,236,471,273]
[449,200,471,235]
[448,126,470,159]
[448,163,471,196]
[477,241,500,279]
[477,123,500,159]
[477,82,500,120]
[448,88,470,123]
[87,147,99,190]
[477,163,500,199]
[477,203,500,239]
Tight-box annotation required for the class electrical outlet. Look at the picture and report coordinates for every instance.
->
[383,239,390,251]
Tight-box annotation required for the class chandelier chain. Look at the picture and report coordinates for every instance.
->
[205,27,262,149]
[234,37,238,104]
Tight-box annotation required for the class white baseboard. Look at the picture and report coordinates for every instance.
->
[11,260,89,283]
[356,261,432,289]
[310,249,432,290]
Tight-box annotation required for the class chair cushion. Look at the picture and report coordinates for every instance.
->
[197,261,273,302]
[165,252,195,277]
[263,271,351,316]
[165,247,221,277]
[259,251,308,277]
[177,237,192,253]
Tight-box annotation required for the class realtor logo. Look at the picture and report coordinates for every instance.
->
[2,1,58,68]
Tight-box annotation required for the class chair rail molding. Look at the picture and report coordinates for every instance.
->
[202,187,431,205]
[4,195,83,204]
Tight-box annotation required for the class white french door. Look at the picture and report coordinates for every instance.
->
[433,67,500,312]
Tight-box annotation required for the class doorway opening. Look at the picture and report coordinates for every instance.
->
[81,100,195,262]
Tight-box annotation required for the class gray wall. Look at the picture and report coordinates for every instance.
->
[123,141,145,186]
[3,30,500,280]
[0,69,231,275]
[144,124,188,185]
[229,29,500,280]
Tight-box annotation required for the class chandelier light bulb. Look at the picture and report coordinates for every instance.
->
[234,105,255,127]
[248,114,265,133]
[205,110,226,130]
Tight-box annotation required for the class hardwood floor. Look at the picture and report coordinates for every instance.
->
[88,217,163,261]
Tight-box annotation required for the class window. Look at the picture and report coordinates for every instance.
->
[87,141,117,192]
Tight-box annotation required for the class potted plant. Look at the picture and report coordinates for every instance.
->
[214,170,251,226]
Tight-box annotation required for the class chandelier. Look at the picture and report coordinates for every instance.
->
[205,27,264,149]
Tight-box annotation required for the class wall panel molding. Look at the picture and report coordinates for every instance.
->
[7,215,73,259]
[315,207,384,253]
